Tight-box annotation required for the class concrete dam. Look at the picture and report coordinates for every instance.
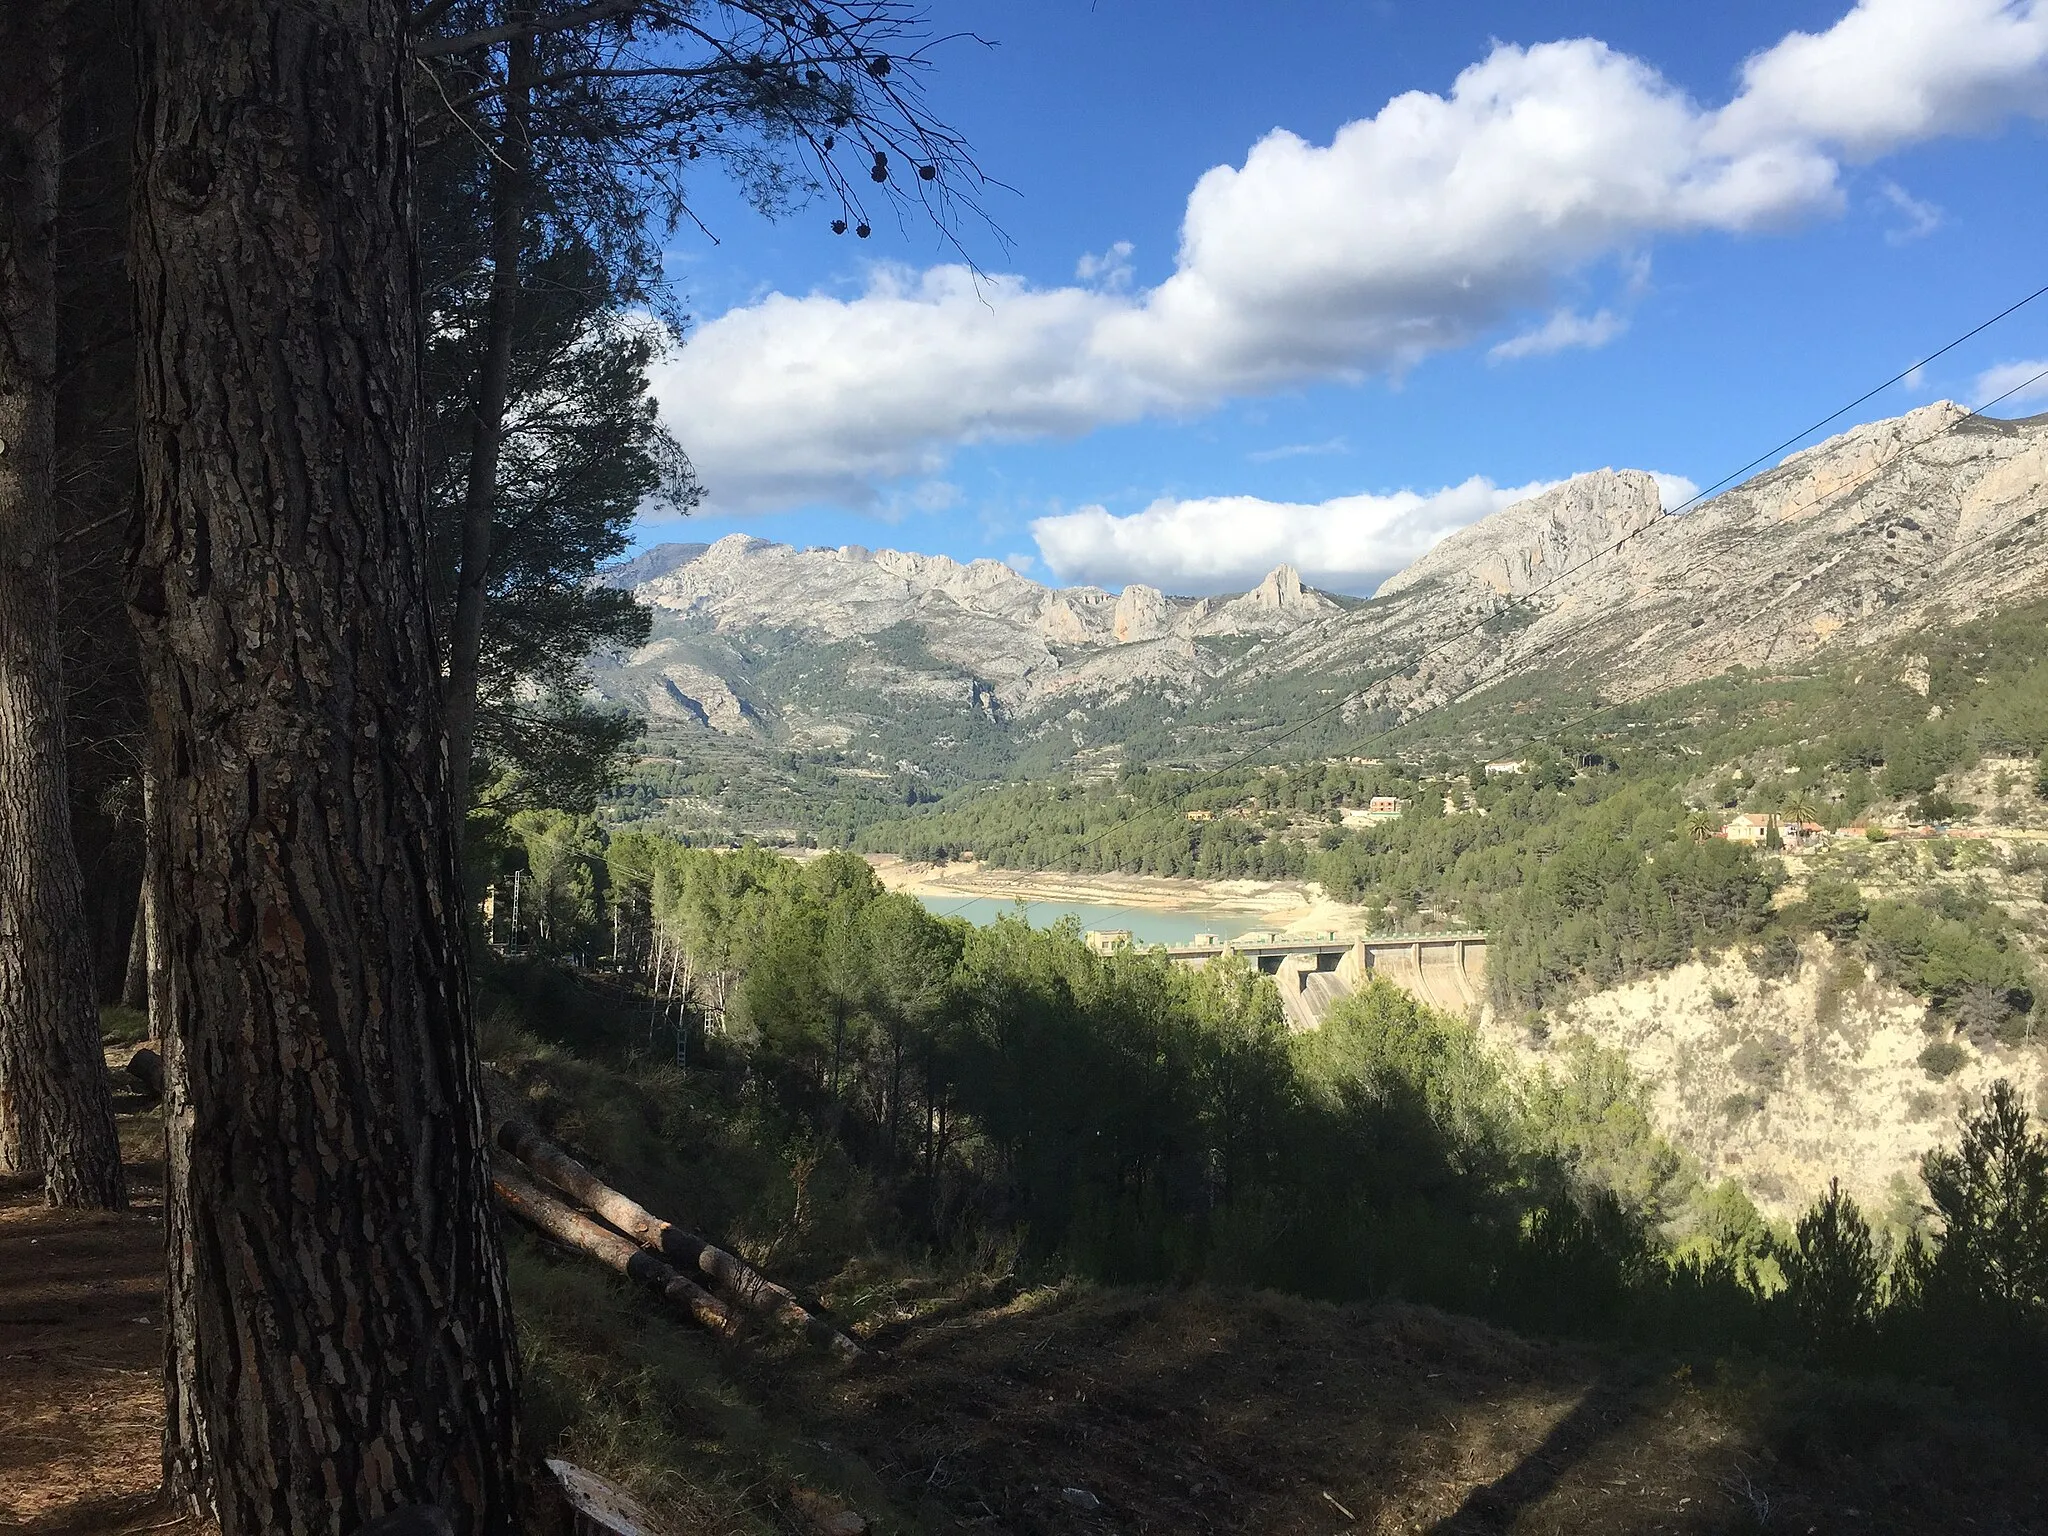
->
[1090,929,1488,1030]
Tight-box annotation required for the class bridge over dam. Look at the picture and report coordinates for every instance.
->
[1089,928,1488,1030]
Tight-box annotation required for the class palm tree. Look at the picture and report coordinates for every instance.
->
[1685,810,1717,844]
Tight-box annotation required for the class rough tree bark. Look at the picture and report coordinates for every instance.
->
[441,17,534,813]
[130,3,522,1531]
[0,0,126,1209]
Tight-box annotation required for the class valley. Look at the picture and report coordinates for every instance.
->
[574,401,2048,1263]
[22,7,2048,1533]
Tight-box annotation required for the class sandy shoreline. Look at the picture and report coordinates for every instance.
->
[862,855,1371,935]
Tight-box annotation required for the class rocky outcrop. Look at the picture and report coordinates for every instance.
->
[1208,563,1341,633]
[636,651,762,735]
[1377,470,1666,600]
[1287,404,2048,718]
[1113,583,1171,643]
[599,536,1340,721]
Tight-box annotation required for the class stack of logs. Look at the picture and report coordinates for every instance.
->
[490,1113,863,1360]
[127,1048,860,1360]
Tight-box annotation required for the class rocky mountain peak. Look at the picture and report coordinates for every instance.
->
[1205,563,1339,634]
[1253,564,1304,607]
[1114,583,1171,643]
[591,540,708,589]
[1376,468,1665,600]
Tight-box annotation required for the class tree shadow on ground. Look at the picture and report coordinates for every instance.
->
[756,1282,2048,1535]
[1424,1369,1658,1533]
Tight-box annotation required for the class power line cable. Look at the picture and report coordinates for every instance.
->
[1660,281,2048,517]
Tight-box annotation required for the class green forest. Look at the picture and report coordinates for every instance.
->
[476,822,2048,1420]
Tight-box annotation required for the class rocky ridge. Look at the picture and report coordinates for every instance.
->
[589,403,2048,769]
[592,535,1348,741]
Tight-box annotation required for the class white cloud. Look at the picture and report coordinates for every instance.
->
[1003,551,1037,575]
[1488,309,1628,362]
[649,266,1148,510]
[1248,436,1350,462]
[1711,0,2048,160]
[655,0,2048,511]
[1075,240,1136,290]
[1650,472,1704,511]
[1974,358,2048,407]
[1029,477,1561,594]
[1878,179,1943,242]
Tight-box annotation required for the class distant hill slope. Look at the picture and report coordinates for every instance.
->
[590,403,2048,821]
[589,540,709,589]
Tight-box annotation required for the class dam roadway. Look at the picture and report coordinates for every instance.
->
[1091,929,1488,1030]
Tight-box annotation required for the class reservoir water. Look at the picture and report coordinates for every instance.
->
[912,895,1274,947]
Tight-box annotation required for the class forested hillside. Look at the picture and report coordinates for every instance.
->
[848,602,2048,1016]
[463,820,2048,1429]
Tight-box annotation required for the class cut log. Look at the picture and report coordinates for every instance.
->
[492,1161,738,1338]
[497,1114,860,1359]
[546,1459,663,1536]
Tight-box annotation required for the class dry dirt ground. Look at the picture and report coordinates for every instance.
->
[0,1107,204,1535]
[769,1283,2047,1536]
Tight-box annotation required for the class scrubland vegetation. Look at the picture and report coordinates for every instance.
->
[478,822,2048,1440]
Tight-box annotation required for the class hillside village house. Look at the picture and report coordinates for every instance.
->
[1483,759,1528,776]
[1780,820,1827,851]
[1722,812,1773,844]
[1342,795,1408,828]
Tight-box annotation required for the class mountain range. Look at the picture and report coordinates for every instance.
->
[589,402,2048,801]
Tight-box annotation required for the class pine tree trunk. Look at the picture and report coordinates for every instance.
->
[0,0,125,1209]
[120,776,157,1013]
[119,874,148,1011]
[130,3,522,1531]
[442,23,534,813]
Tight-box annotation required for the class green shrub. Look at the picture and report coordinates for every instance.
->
[1915,793,1963,825]
[1918,1041,1968,1080]
[1732,1034,1791,1089]
[1915,1080,2048,1320]
[1723,1091,1765,1124]
[1779,1179,1882,1362]
[1747,930,1802,979]
[1797,878,1869,943]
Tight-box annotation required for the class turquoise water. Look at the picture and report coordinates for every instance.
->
[911,895,1272,947]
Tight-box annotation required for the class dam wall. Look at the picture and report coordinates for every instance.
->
[1152,931,1488,1030]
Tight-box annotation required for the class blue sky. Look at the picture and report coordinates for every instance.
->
[633,0,2048,594]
